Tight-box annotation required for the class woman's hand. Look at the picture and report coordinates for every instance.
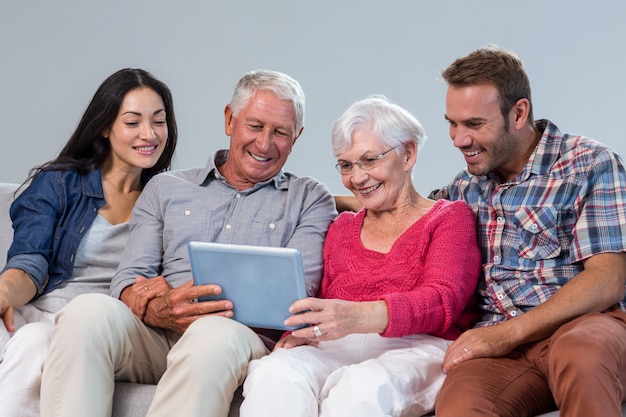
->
[285,297,388,341]
[273,333,318,350]
[0,268,37,331]
[0,288,15,332]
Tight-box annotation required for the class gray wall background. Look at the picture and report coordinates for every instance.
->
[2,1,625,195]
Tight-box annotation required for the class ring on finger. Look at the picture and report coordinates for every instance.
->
[144,285,149,291]
[313,325,323,338]
[463,347,469,353]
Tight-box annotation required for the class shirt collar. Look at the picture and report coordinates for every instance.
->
[479,119,562,185]
[81,168,105,198]
[194,149,289,191]
[524,119,563,178]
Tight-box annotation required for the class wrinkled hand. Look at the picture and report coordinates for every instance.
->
[142,279,234,334]
[285,297,374,342]
[273,333,318,350]
[442,324,518,373]
[124,276,172,320]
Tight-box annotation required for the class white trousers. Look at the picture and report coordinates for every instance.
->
[0,304,54,417]
[40,293,268,417]
[241,333,451,417]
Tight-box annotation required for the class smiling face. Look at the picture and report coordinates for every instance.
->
[103,87,168,174]
[445,84,527,182]
[221,90,302,190]
[338,126,415,213]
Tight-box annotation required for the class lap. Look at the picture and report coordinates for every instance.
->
[1,304,53,360]
[436,309,626,417]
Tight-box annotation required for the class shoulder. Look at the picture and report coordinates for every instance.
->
[278,172,336,208]
[23,169,95,197]
[542,120,622,175]
[329,209,361,230]
[143,167,207,190]
[279,172,331,192]
[417,200,477,238]
[430,198,475,219]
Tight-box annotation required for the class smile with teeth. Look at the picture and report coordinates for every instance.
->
[134,145,157,152]
[249,151,271,162]
[463,149,481,157]
[359,183,381,195]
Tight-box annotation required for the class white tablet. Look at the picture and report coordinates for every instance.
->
[188,241,308,330]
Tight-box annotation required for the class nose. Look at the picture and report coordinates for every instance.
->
[139,122,156,140]
[450,125,471,149]
[349,165,369,185]
[255,128,272,151]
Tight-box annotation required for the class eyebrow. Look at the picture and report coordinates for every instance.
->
[444,114,487,124]
[337,150,379,162]
[245,117,293,130]
[121,108,166,117]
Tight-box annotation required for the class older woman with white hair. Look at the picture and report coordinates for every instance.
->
[240,95,482,417]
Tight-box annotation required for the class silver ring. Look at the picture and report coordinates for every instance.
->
[463,347,469,353]
[313,325,323,337]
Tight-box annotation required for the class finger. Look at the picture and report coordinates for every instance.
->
[273,338,287,350]
[289,325,318,340]
[283,311,310,328]
[190,284,223,302]
[191,299,233,315]
[443,344,473,374]
[3,308,14,332]
[289,297,321,314]
[137,297,151,318]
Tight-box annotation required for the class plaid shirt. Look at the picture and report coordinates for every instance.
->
[437,120,626,326]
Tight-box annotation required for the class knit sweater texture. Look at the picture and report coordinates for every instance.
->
[319,199,481,340]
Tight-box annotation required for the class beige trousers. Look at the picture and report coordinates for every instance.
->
[40,293,269,417]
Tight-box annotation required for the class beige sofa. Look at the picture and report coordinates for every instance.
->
[1,181,624,416]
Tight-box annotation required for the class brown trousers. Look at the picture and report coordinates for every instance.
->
[436,308,626,417]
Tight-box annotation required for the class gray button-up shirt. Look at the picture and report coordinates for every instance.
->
[110,150,337,299]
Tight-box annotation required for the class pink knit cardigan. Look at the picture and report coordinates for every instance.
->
[319,199,481,340]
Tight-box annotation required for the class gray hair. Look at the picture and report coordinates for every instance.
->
[230,69,305,133]
[331,94,426,157]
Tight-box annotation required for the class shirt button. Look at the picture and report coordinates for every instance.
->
[531,223,538,230]
[497,294,504,300]
[510,311,517,317]
[225,224,232,230]
[236,193,241,199]
[493,255,500,263]
[269,223,276,229]
[184,210,191,216]
[497,217,504,223]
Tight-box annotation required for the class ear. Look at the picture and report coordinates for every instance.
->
[510,98,531,130]
[291,127,304,148]
[224,105,234,136]
[403,140,418,171]
[102,128,109,139]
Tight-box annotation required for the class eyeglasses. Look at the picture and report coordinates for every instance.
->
[335,146,397,175]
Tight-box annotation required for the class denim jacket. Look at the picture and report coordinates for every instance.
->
[1,168,106,297]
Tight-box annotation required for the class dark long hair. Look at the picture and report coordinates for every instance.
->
[27,68,178,185]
